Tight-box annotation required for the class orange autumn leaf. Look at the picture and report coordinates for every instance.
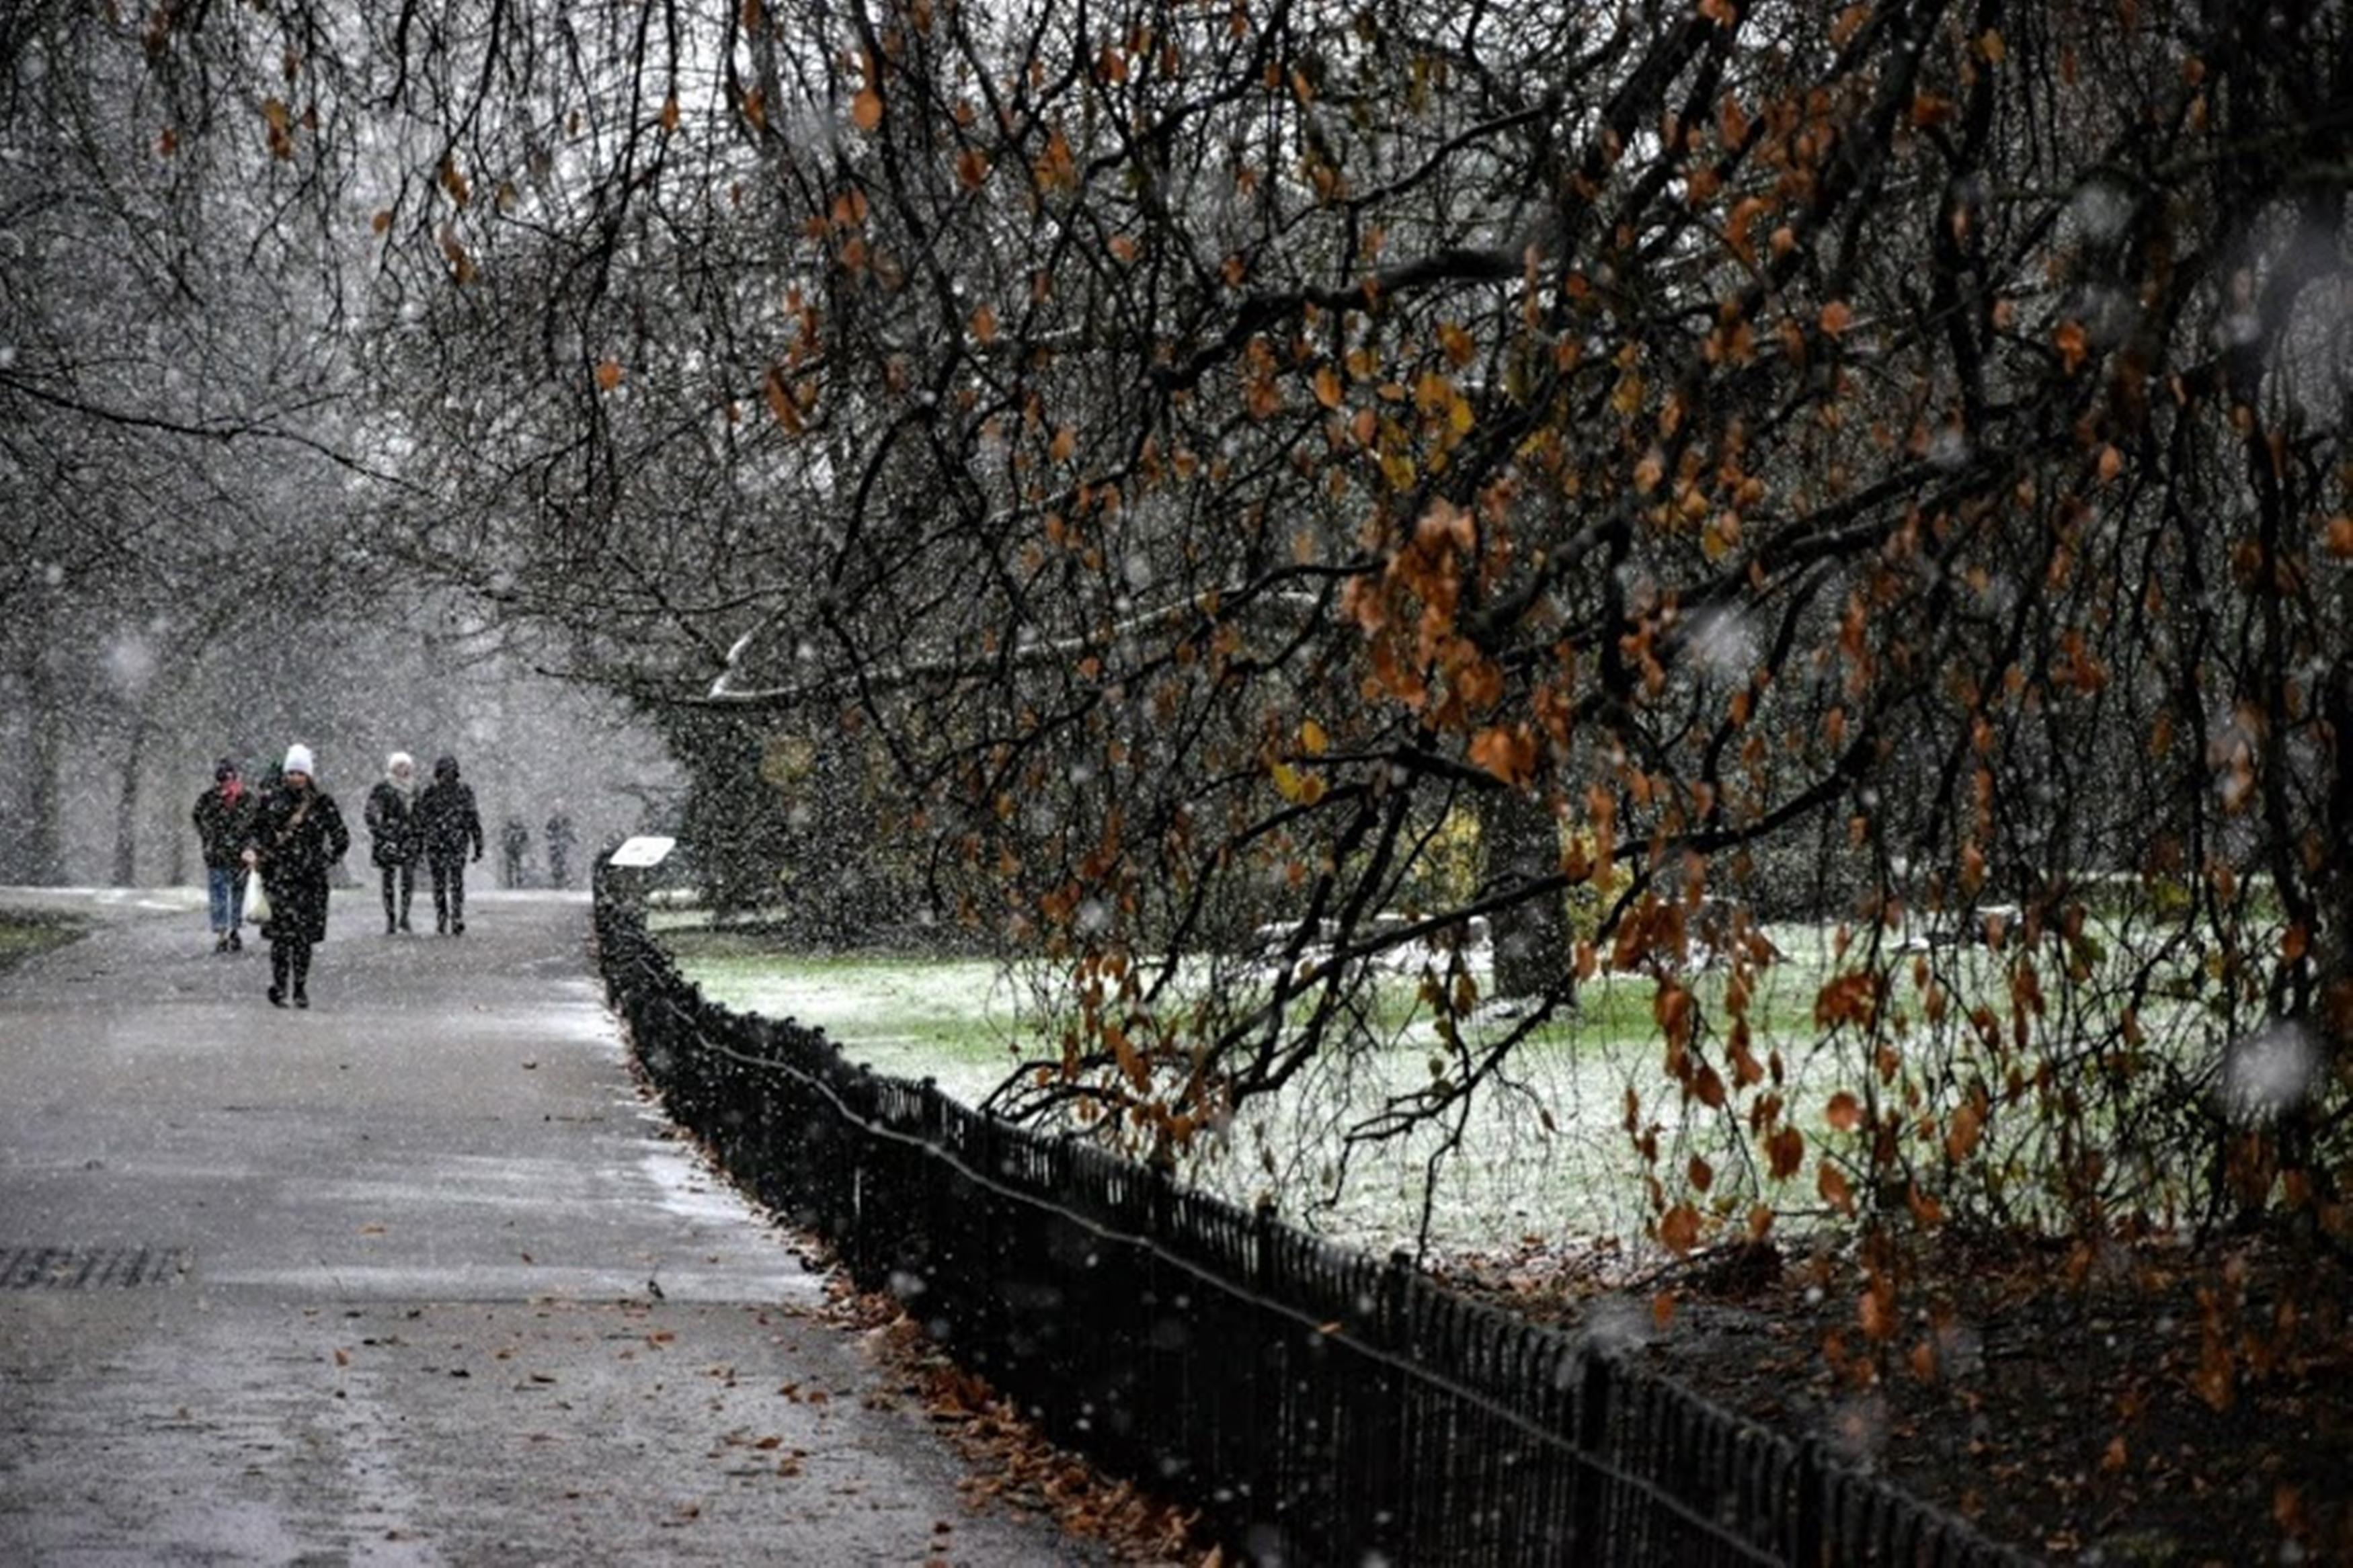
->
[1825,1091,1863,1132]
[969,304,998,344]
[1818,299,1853,337]
[2055,319,2090,373]
[1944,1100,1984,1161]
[851,88,884,130]
[1659,1202,1702,1254]
[1858,1278,1896,1340]
[594,358,623,391]
[1467,726,1536,786]
[764,366,803,434]
[1818,1161,1856,1215]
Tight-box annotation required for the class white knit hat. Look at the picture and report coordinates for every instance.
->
[284,743,316,778]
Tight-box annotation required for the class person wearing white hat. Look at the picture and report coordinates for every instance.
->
[241,743,352,1008]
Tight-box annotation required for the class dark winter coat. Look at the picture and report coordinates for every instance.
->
[418,770,483,865]
[192,784,258,870]
[364,781,424,868]
[247,784,351,944]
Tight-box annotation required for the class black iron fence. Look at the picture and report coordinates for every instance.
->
[594,878,2034,1566]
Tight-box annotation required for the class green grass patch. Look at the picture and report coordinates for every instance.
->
[0,912,87,977]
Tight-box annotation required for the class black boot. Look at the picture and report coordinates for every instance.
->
[268,948,290,1006]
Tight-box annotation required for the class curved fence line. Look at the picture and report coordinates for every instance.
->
[594,877,2035,1566]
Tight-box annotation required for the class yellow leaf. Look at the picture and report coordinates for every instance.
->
[1300,719,1328,756]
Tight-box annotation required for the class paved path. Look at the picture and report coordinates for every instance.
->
[0,886,1092,1566]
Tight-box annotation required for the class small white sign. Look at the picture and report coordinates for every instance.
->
[607,835,676,869]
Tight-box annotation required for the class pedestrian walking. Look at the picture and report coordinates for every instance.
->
[418,754,484,934]
[500,817,531,889]
[364,751,424,934]
[192,757,257,953]
[242,743,350,1009]
[545,808,578,889]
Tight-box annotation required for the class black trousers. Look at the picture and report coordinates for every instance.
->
[270,934,313,993]
[429,854,469,931]
[379,860,415,928]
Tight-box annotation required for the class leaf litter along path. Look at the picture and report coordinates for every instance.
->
[1435,1227,2353,1565]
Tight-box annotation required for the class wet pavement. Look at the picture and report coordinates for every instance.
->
[0,886,1095,1565]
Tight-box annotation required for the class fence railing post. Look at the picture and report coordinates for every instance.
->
[1571,1351,1612,1557]
[1794,1434,1825,1567]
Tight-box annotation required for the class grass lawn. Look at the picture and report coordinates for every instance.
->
[655,913,2222,1261]
[0,911,87,978]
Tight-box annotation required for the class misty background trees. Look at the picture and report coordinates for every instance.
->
[3,0,2350,1252]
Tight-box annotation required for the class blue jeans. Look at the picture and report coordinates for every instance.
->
[206,866,249,933]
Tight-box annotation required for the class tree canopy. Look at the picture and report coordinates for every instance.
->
[12,0,2353,1258]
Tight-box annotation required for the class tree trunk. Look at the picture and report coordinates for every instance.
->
[2320,648,2353,1059]
[112,715,149,887]
[1482,787,1570,1001]
[25,650,66,886]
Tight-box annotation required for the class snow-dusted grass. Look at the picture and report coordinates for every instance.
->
[663,923,1840,1257]
[656,912,2226,1261]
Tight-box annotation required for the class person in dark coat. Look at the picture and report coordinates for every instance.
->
[417,754,484,934]
[241,743,350,1008]
[364,751,424,935]
[500,817,531,889]
[545,807,577,889]
[192,757,257,953]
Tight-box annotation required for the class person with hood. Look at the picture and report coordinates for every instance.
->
[417,754,484,935]
[241,743,350,1008]
[192,757,257,952]
[364,751,424,935]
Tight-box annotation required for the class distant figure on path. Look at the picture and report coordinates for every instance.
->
[419,755,485,934]
[364,751,424,935]
[500,817,532,889]
[545,808,577,889]
[242,743,350,1009]
[192,757,257,953]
